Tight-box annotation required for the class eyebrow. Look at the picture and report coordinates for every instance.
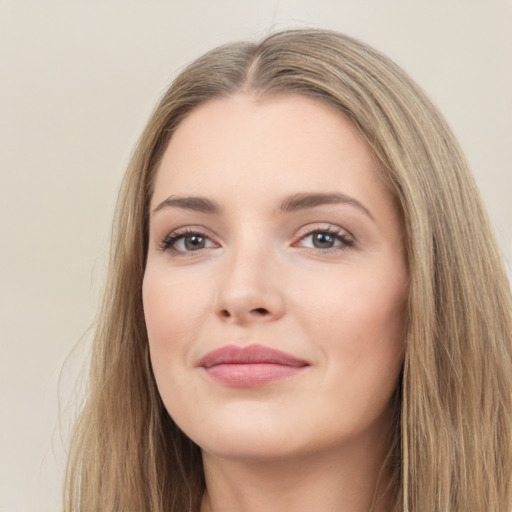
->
[152,192,374,220]
[152,196,221,215]
[278,192,374,220]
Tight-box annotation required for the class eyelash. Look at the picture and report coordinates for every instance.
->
[294,227,355,253]
[159,228,215,255]
[159,226,355,256]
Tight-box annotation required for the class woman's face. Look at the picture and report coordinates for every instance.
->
[143,94,407,461]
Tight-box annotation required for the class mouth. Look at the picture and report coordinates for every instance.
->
[198,344,310,388]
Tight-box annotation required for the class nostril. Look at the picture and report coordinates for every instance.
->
[252,308,269,315]
[218,307,271,320]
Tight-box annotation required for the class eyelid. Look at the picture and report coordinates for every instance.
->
[159,226,221,255]
[292,223,356,251]
[157,222,355,256]
[293,222,353,241]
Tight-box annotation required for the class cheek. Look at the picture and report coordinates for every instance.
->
[143,266,209,343]
[296,265,406,384]
[142,266,212,393]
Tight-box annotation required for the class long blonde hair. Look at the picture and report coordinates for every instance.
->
[64,29,512,511]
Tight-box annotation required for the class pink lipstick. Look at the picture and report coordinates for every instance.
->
[198,344,309,388]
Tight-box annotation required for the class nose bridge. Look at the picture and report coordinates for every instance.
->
[215,228,284,323]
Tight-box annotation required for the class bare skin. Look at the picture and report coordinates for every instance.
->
[200,415,396,512]
[144,93,406,512]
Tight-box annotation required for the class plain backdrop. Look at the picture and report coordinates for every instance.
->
[1,1,511,510]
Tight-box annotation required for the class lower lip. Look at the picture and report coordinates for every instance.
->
[204,363,307,387]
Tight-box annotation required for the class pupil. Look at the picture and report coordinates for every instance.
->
[185,235,205,250]
[313,232,334,249]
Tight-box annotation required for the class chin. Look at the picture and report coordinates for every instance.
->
[178,410,307,462]
[200,434,303,463]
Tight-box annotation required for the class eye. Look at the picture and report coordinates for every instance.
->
[161,229,217,254]
[296,228,354,251]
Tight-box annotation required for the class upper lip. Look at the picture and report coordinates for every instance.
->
[198,344,309,368]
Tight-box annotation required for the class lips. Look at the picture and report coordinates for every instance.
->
[198,344,309,387]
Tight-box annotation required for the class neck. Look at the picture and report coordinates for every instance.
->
[200,429,396,512]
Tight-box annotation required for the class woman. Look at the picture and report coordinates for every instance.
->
[64,29,512,511]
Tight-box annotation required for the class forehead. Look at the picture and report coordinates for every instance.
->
[152,93,391,211]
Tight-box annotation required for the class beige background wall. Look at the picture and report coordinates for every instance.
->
[1,1,511,510]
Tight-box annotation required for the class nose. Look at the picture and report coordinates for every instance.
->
[214,245,285,325]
